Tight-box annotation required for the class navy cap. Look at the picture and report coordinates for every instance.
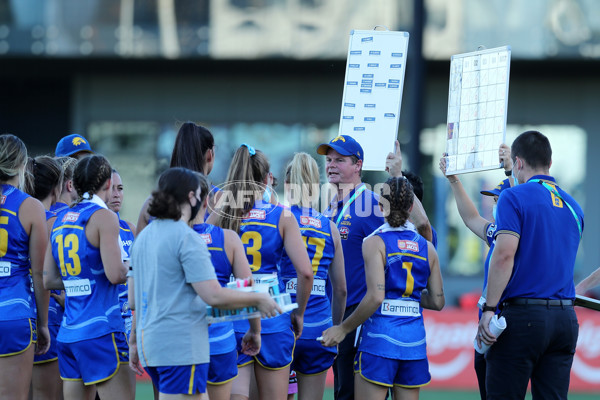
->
[55,134,93,157]
[480,178,510,197]
[316,135,363,161]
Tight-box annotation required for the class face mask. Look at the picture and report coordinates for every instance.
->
[511,167,519,186]
[263,186,271,203]
[189,197,201,222]
[492,204,497,221]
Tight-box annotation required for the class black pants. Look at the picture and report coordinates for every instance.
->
[474,349,486,400]
[333,304,359,400]
[485,303,578,400]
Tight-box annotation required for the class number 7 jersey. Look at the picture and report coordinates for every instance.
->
[52,203,124,343]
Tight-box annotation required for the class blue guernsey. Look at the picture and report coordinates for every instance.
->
[52,202,124,342]
[324,184,384,307]
[358,228,430,360]
[495,175,583,302]
[280,205,335,338]
[236,201,287,334]
[193,223,236,355]
[0,184,35,321]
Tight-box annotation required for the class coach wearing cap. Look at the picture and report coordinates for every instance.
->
[316,135,384,400]
[55,134,94,159]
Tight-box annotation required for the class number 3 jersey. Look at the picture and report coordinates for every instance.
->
[52,202,124,343]
[358,228,430,360]
[280,206,335,339]
[0,184,35,321]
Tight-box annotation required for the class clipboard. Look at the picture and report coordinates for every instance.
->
[575,294,600,311]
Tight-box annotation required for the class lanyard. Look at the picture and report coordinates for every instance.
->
[334,184,367,226]
[530,179,582,238]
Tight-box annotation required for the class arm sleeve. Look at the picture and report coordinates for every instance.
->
[495,190,521,238]
[180,231,217,283]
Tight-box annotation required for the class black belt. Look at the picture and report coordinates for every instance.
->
[503,298,574,307]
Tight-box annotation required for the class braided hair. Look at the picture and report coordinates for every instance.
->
[24,156,62,201]
[380,176,414,228]
[72,155,112,203]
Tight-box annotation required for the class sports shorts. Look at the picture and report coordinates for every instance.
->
[208,349,238,385]
[236,329,295,370]
[354,351,431,388]
[34,323,60,364]
[146,364,209,395]
[58,332,129,385]
[0,318,36,357]
[292,337,336,375]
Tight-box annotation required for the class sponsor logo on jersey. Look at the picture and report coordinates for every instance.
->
[246,209,266,220]
[62,212,80,223]
[381,299,421,317]
[398,240,419,252]
[0,261,11,277]
[300,216,321,228]
[340,226,349,240]
[199,233,212,244]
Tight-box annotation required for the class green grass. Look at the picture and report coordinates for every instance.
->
[134,382,599,399]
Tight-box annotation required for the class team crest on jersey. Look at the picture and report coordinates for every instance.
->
[0,195,5,205]
[245,209,266,220]
[62,212,80,223]
[340,226,349,240]
[300,216,321,228]
[397,240,419,252]
[199,233,212,244]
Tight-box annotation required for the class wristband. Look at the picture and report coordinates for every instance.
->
[504,169,512,176]
[482,302,497,313]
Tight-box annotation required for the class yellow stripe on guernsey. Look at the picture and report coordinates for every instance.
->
[387,252,427,261]
[119,226,131,232]
[188,365,196,394]
[0,208,16,216]
[240,222,277,229]
[52,224,84,232]
[207,247,224,252]
[300,227,331,237]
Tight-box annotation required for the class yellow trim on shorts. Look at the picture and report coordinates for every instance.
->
[237,359,254,367]
[188,365,196,394]
[296,369,328,377]
[85,333,122,386]
[33,356,59,365]
[0,318,34,357]
[394,380,430,388]
[61,377,83,382]
[0,208,16,216]
[356,352,393,388]
[52,224,84,232]
[387,252,426,261]
[253,329,296,371]
[208,372,238,386]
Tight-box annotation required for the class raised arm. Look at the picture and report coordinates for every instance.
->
[439,154,490,242]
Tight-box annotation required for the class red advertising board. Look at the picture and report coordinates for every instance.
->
[424,307,600,392]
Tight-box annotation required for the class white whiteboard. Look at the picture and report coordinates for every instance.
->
[338,29,409,171]
[445,46,511,175]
